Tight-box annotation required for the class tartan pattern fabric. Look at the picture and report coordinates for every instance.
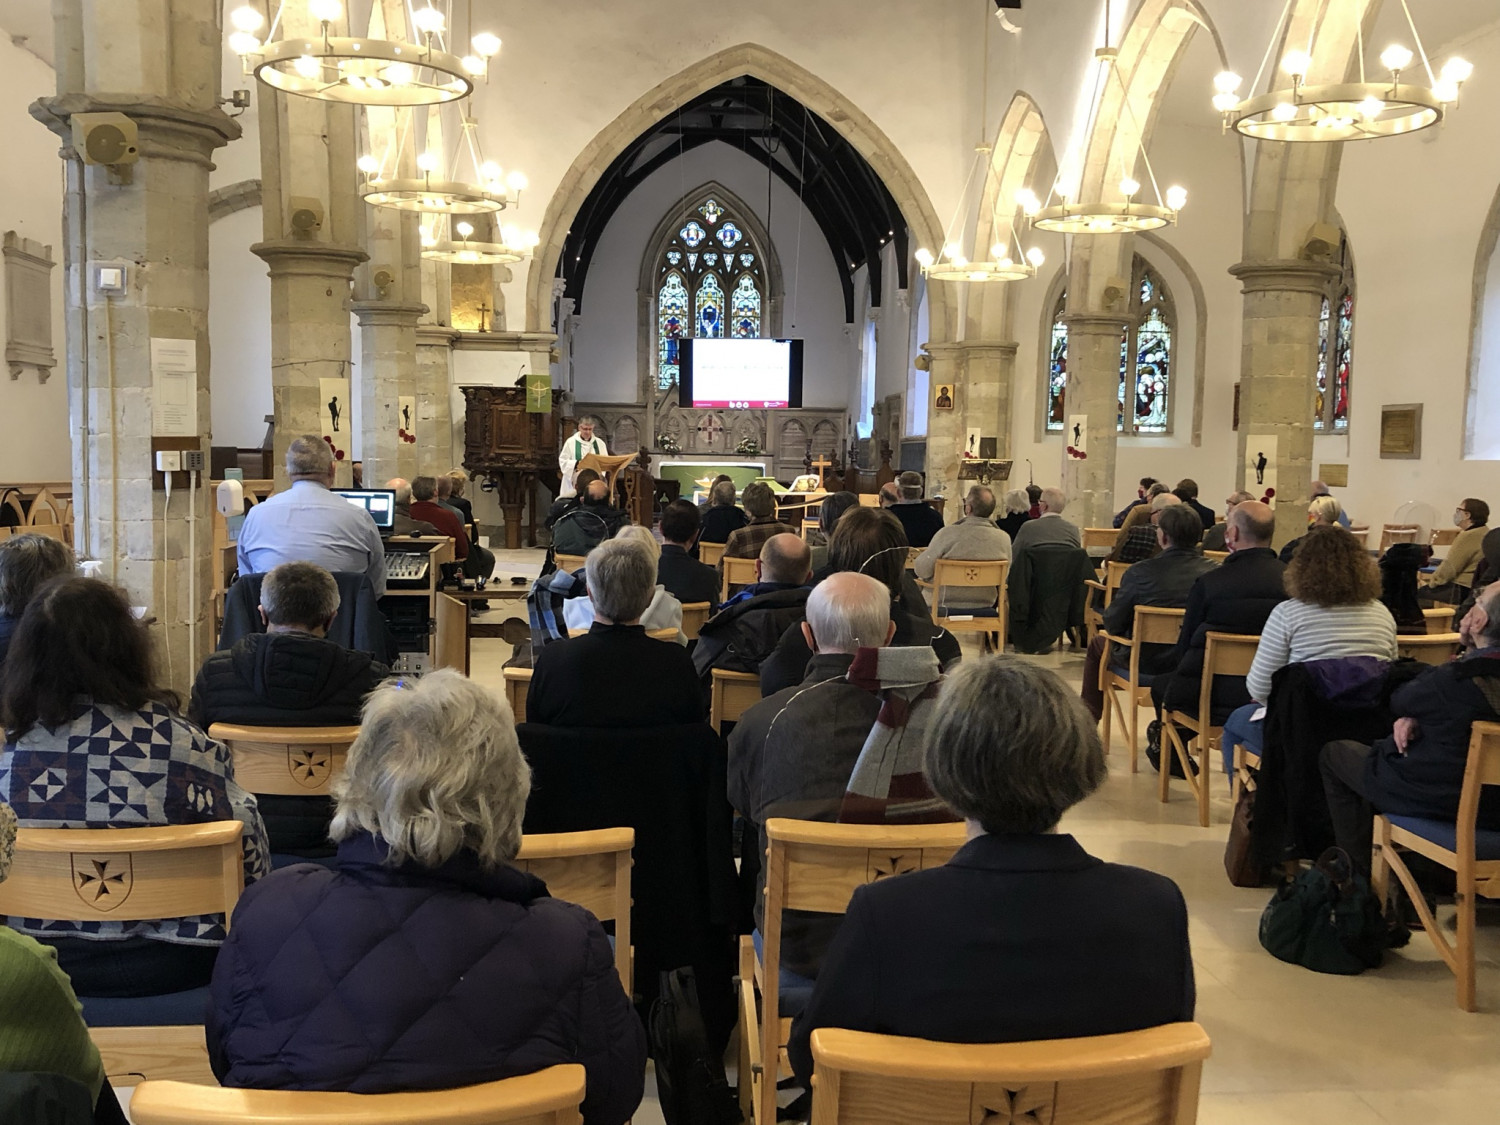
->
[720,517,799,562]
[0,700,269,945]
[839,646,955,824]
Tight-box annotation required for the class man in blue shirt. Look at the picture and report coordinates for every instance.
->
[237,435,388,596]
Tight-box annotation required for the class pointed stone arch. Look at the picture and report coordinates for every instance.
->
[526,43,951,344]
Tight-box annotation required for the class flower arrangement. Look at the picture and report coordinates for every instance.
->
[657,433,682,454]
[736,435,761,456]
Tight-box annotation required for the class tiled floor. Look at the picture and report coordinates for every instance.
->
[123,567,1500,1122]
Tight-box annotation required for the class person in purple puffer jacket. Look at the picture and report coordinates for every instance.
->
[207,669,645,1125]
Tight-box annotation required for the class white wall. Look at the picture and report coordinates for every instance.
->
[570,139,852,409]
[0,31,70,481]
[207,206,272,448]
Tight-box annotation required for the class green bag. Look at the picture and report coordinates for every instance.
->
[1258,847,1386,975]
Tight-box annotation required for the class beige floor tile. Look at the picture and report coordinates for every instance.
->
[1198,1091,1388,1125]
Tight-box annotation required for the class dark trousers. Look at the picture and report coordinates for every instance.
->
[463,543,497,582]
[1320,740,1377,876]
[1419,582,1469,607]
[1081,635,1109,720]
[48,936,218,998]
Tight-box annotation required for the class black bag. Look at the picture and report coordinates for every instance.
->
[1145,720,1198,779]
[1258,847,1387,974]
[648,967,741,1125]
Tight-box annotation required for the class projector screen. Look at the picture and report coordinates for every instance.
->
[678,338,804,410]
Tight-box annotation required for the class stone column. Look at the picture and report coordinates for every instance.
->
[353,301,426,485]
[251,2,365,488]
[1059,313,1128,529]
[32,0,238,694]
[416,325,458,469]
[252,243,367,487]
[923,342,966,504]
[1229,259,1340,547]
[961,341,1019,459]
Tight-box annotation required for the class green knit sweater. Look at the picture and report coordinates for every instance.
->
[0,926,103,1098]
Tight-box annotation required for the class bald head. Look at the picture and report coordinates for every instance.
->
[386,477,412,505]
[758,533,812,586]
[1227,500,1274,549]
[802,571,894,655]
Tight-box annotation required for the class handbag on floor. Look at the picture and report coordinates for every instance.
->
[1224,779,1266,888]
[649,967,741,1125]
[1258,847,1386,974]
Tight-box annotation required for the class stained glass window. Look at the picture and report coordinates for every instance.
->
[1316,289,1353,432]
[696,274,724,338]
[731,274,761,338]
[1046,256,1174,434]
[652,193,768,389]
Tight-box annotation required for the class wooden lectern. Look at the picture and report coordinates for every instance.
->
[461,385,562,548]
[578,452,637,504]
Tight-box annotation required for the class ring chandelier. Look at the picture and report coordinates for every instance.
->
[420,218,540,264]
[229,0,500,106]
[1210,0,1472,142]
[358,114,528,216]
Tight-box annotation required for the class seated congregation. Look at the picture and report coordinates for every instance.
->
[0,449,1496,1125]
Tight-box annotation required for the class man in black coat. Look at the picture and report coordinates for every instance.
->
[530,537,704,728]
[1153,500,1285,724]
[698,479,749,544]
[692,535,812,681]
[656,499,720,608]
[883,471,944,548]
[1321,585,1500,875]
[1082,506,1216,719]
[189,562,389,855]
[1173,477,1219,533]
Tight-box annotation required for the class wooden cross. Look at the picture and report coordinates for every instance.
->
[477,301,491,333]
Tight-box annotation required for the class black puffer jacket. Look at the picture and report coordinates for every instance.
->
[188,632,389,855]
[692,587,811,681]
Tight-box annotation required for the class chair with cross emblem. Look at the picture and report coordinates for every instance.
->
[738,818,968,1125]
[0,821,245,1087]
[807,1022,1212,1125]
[208,724,358,800]
[929,558,1008,654]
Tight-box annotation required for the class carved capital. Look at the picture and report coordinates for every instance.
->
[1229,258,1341,296]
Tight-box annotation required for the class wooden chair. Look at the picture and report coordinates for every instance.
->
[802,517,820,542]
[1380,523,1421,551]
[1099,606,1185,771]
[208,724,358,798]
[1425,606,1457,634]
[1431,527,1461,549]
[1083,561,1130,643]
[1399,633,1463,665]
[741,820,968,1125]
[710,668,760,733]
[1347,524,1370,549]
[721,554,759,603]
[928,558,1008,654]
[680,601,711,641]
[807,1023,1212,1125]
[1203,549,1230,562]
[26,486,66,532]
[0,822,245,1088]
[553,552,587,574]
[128,1064,587,1125]
[700,541,726,568]
[1160,633,1260,827]
[1081,526,1118,551]
[858,493,881,507]
[0,487,25,527]
[647,626,680,641]
[515,829,633,993]
[1372,721,1500,1011]
[504,667,533,723]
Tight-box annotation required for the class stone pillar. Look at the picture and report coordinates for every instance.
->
[961,341,1019,459]
[1060,313,1128,529]
[416,325,458,470]
[353,302,426,485]
[32,0,238,694]
[252,1,365,488]
[1229,260,1339,547]
[251,243,367,488]
[923,342,966,504]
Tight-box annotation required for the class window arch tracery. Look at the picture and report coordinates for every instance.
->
[1045,255,1176,435]
[651,193,769,391]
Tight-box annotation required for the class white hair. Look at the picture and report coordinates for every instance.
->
[805,571,891,654]
[286,434,333,479]
[1040,487,1067,514]
[330,669,529,870]
[614,524,662,565]
[1149,492,1181,513]
[1003,488,1029,515]
[586,536,657,622]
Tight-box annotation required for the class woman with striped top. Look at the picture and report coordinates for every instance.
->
[1221,527,1398,774]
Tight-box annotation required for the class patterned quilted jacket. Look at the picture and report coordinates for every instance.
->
[0,699,269,944]
[207,832,646,1125]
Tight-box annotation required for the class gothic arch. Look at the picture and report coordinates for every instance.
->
[1464,180,1500,458]
[526,43,952,344]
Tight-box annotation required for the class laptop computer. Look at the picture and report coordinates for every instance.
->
[332,489,397,538]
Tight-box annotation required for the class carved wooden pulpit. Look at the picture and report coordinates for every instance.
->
[461,385,562,549]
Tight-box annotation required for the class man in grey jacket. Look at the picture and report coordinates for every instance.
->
[1012,487,1082,551]
[914,485,1011,610]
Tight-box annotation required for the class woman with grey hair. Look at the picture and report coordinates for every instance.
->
[996,487,1033,541]
[206,669,646,1122]
[788,655,1194,1084]
[562,525,684,640]
[0,532,74,667]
